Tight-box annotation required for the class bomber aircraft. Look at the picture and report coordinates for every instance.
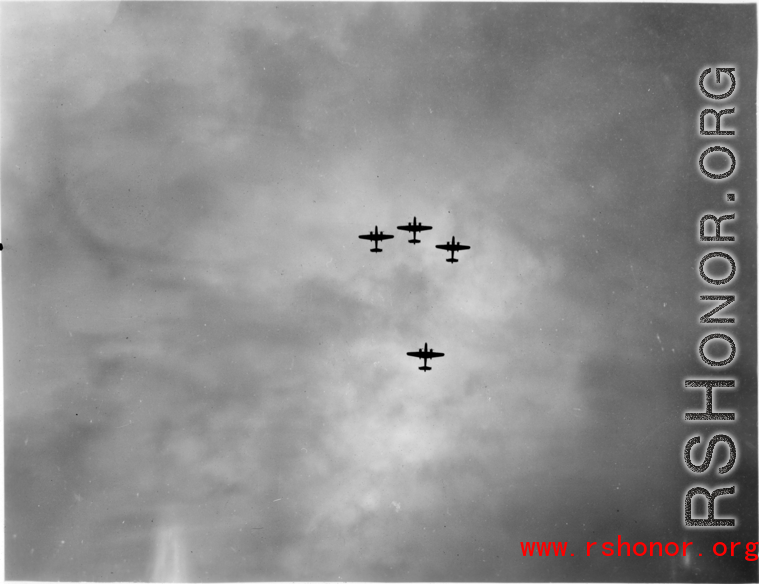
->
[407,342,445,372]
[436,236,471,263]
[397,216,432,244]
[359,226,394,252]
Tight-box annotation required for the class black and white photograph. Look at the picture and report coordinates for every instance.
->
[2,2,757,582]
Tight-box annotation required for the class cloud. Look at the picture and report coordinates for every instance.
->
[3,3,756,582]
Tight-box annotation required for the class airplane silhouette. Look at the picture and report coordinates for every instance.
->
[358,226,394,252]
[436,236,471,263]
[397,216,432,244]
[406,342,445,372]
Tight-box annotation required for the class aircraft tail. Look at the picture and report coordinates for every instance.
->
[419,365,431,372]
[409,239,420,244]
[371,248,383,253]
[446,257,458,263]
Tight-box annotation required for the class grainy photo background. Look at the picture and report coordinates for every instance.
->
[2,3,757,582]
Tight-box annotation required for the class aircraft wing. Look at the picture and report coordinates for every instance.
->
[359,233,394,241]
[436,243,469,251]
[407,350,444,359]
[398,224,432,232]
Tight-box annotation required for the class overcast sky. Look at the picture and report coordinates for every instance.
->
[2,3,757,582]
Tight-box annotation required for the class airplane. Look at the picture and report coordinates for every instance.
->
[406,342,445,372]
[358,226,394,252]
[397,216,432,244]
[435,236,471,263]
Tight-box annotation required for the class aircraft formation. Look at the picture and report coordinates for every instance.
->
[358,217,471,261]
[358,216,471,371]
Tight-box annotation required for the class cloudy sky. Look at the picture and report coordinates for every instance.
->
[2,2,757,582]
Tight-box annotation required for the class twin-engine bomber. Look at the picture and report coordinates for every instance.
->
[436,236,471,263]
[358,225,394,252]
[406,342,445,372]
[397,216,433,244]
